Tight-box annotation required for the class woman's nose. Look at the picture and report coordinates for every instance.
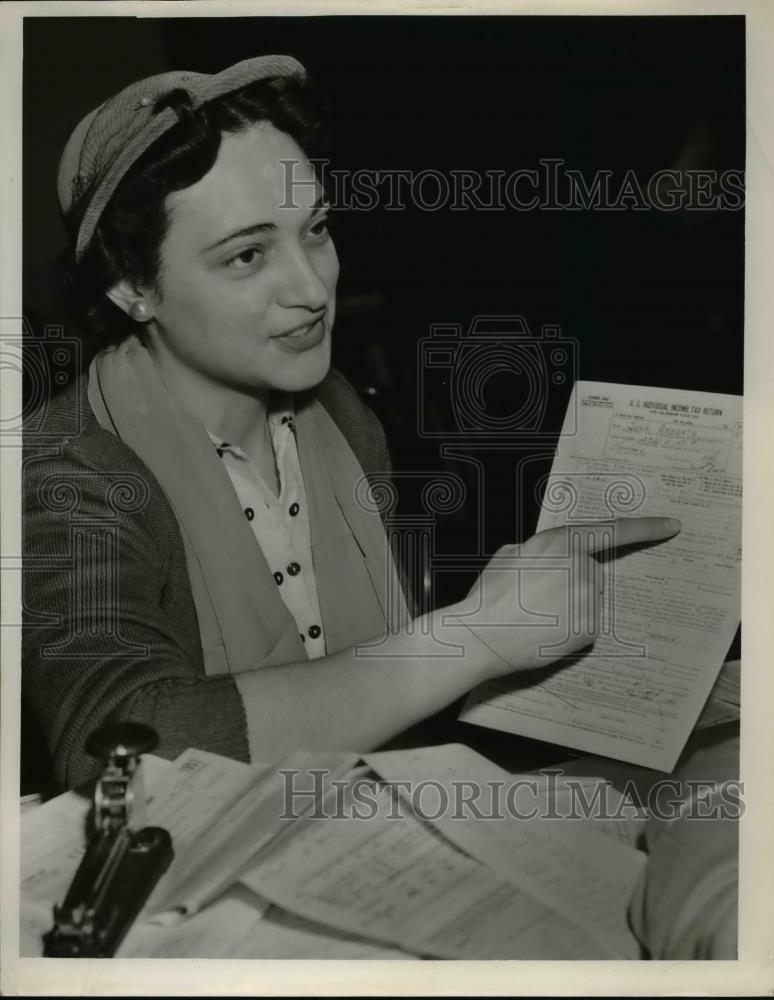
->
[275,244,331,311]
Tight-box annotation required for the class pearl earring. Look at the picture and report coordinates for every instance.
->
[129,301,151,322]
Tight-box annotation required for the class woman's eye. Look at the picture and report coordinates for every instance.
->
[307,217,331,240]
[226,247,264,271]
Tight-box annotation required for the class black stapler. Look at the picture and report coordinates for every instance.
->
[43,722,174,957]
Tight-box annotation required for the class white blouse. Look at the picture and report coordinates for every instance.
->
[207,401,326,660]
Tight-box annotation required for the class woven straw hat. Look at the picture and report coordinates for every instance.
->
[57,54,306,260]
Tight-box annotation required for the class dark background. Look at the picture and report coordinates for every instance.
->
[23,16,744,783]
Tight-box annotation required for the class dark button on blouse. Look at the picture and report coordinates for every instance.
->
[273,571,284,585]
[299,633,306,642]
[289,502,300,517]
[287,561,301,576]
[308,624,321,639]
[245,507,255,521]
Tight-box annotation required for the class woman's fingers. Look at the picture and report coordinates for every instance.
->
[464,517,681,677]
[526,516,681,556]
[588,516,681,554]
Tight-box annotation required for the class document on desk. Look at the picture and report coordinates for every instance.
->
[366,743,645,958]
[147,748,358,918]
[119,884,409,959]
[460,381,742,771]
[239,777,625,959]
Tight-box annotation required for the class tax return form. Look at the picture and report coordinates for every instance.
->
[460,380,742,771]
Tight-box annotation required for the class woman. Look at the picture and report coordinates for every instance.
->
[23,54,679,789]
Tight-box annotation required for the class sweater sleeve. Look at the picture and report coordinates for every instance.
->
[23,439,250,790]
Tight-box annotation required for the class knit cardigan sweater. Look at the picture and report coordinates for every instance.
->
[23,368,397,790]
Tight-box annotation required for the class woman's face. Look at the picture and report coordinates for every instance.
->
[145,122,338,394]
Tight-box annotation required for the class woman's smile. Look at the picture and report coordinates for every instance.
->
[271,315,327,353]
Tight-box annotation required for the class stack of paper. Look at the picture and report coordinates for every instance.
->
[21,743,650,959]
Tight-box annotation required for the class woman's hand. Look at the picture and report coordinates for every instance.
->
[447,516,681,680]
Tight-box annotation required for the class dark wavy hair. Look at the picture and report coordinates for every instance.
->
[59,73,330,358]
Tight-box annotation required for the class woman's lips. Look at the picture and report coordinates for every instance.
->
[272,317,326,354]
